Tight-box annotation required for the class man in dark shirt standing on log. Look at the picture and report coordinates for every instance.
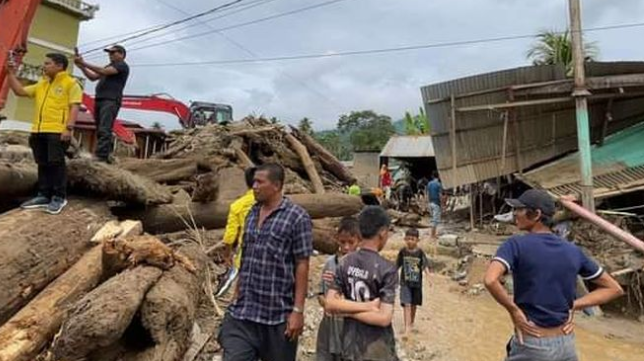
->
[74,45,129,163]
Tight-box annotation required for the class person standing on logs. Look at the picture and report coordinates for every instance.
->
[484,190,624,361]
[74,45,129,163]
[216,166,257,297]
[219,163,313,361]
[5,52,81,214]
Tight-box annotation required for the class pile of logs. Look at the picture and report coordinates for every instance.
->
[0,119,365,360]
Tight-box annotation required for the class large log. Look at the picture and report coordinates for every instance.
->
[116,193,363,234]
[119,158,198,184]
[0,161,37,200]
[51,266,164,361]
[291,127,355,184]
[216,166,247,201]
[0,199,111,324]
[313,224,339,255]
[0,247,103,361]
[0,221,143,361]
[285,133,325,194]
[128,244,208,361]
[67,158,173,205]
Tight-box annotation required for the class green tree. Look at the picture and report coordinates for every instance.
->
[337,110,395,152]
[403,107,430,135]
[151,121,164,130]
[527,30,598,76]
[298,117,314,136]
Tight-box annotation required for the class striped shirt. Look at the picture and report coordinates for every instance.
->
[229,197,313,325]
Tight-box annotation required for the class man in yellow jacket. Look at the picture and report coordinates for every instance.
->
[223,167,257,269]
[6,53,81,214]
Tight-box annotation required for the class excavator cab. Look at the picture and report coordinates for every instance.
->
[189,102,233,126]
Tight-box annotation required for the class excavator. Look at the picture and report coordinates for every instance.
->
[1,0,233,131]
[82,93,233,129]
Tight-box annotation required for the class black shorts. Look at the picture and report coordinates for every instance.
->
[400,285,422,306]
[218,313,298,361]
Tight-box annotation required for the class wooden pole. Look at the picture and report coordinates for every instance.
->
[469,186,476,230]
[500,111,509,174]
[450,94,457,171]
[569,0,595,212]
[143,135,150,159]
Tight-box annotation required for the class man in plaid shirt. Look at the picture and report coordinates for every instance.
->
[219,163,313,361]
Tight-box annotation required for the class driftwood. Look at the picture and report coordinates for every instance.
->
[117,193,363,234]
[0,247,103,361]
[216,167,248,201]
[191,172,219,203]
[128,244,208,361]
[0,144,32,162]
[51,266,164,361]
[291,127,355,184]
[0,220,143,361]
[284,133,325,194]
[0,199,111,324]
[67,158,173,205]
[312,224,339,255]
[0,161,37,200]
[119,158,198,184]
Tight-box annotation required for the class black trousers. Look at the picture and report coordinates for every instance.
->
[218,313,298,361]
[29,133,67,199]
[94,99,120,159]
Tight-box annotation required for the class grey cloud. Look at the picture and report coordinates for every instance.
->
[78,0,644,130]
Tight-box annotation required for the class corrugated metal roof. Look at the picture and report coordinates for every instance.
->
[421,62,644,188]
[518,121,644,199]
[380,135,435,158]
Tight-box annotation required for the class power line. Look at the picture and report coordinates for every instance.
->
[129,21,644,67]
[82,0,281,61]
[121,0,281,48]
[80,0,273,49]
[81,0,246,54]
[111,0,352,57]
[153,0,345,111]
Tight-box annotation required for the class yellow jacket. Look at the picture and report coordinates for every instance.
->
[223,189,256,269]
[24,72,82,133]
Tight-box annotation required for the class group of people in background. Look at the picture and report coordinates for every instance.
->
[4,44,129,214]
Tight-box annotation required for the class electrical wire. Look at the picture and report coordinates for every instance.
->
[128,21,644,67]
[153,0,345,111]
[81,0,246,54]
[106,0,352,57]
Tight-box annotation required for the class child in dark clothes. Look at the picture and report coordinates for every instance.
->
[396,228,431,336]
[316,217,361,361]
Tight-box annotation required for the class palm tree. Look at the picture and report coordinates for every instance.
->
[151,121,163,130]
[527,30,598,76]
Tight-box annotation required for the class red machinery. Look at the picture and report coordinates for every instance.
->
[0,0,40,114]
[83,93,233,129]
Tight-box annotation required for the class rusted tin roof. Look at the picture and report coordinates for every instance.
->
[380,135,435,158]
[517,121,644,199]
[421,62,644,188]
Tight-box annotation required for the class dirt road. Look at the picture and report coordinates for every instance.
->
[299,231,644,361]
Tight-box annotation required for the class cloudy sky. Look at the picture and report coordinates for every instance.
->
[76,0,644,130]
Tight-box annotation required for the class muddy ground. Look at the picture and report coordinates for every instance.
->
[297,228,644,361]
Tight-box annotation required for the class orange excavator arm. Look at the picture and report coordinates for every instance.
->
[0,0,41,113]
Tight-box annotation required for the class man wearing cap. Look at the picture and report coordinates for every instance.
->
[74,45,129,163]
[484,189,624,361]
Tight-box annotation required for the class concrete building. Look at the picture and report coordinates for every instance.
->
[3,0,98,123]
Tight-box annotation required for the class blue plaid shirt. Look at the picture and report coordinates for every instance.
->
[229,197,313,325]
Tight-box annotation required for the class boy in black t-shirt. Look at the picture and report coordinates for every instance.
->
[325,206,399,361]
[396,228,431,336]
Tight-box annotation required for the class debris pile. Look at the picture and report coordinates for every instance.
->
[0,118,364,361]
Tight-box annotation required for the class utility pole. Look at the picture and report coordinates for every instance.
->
[569,0,595,212]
